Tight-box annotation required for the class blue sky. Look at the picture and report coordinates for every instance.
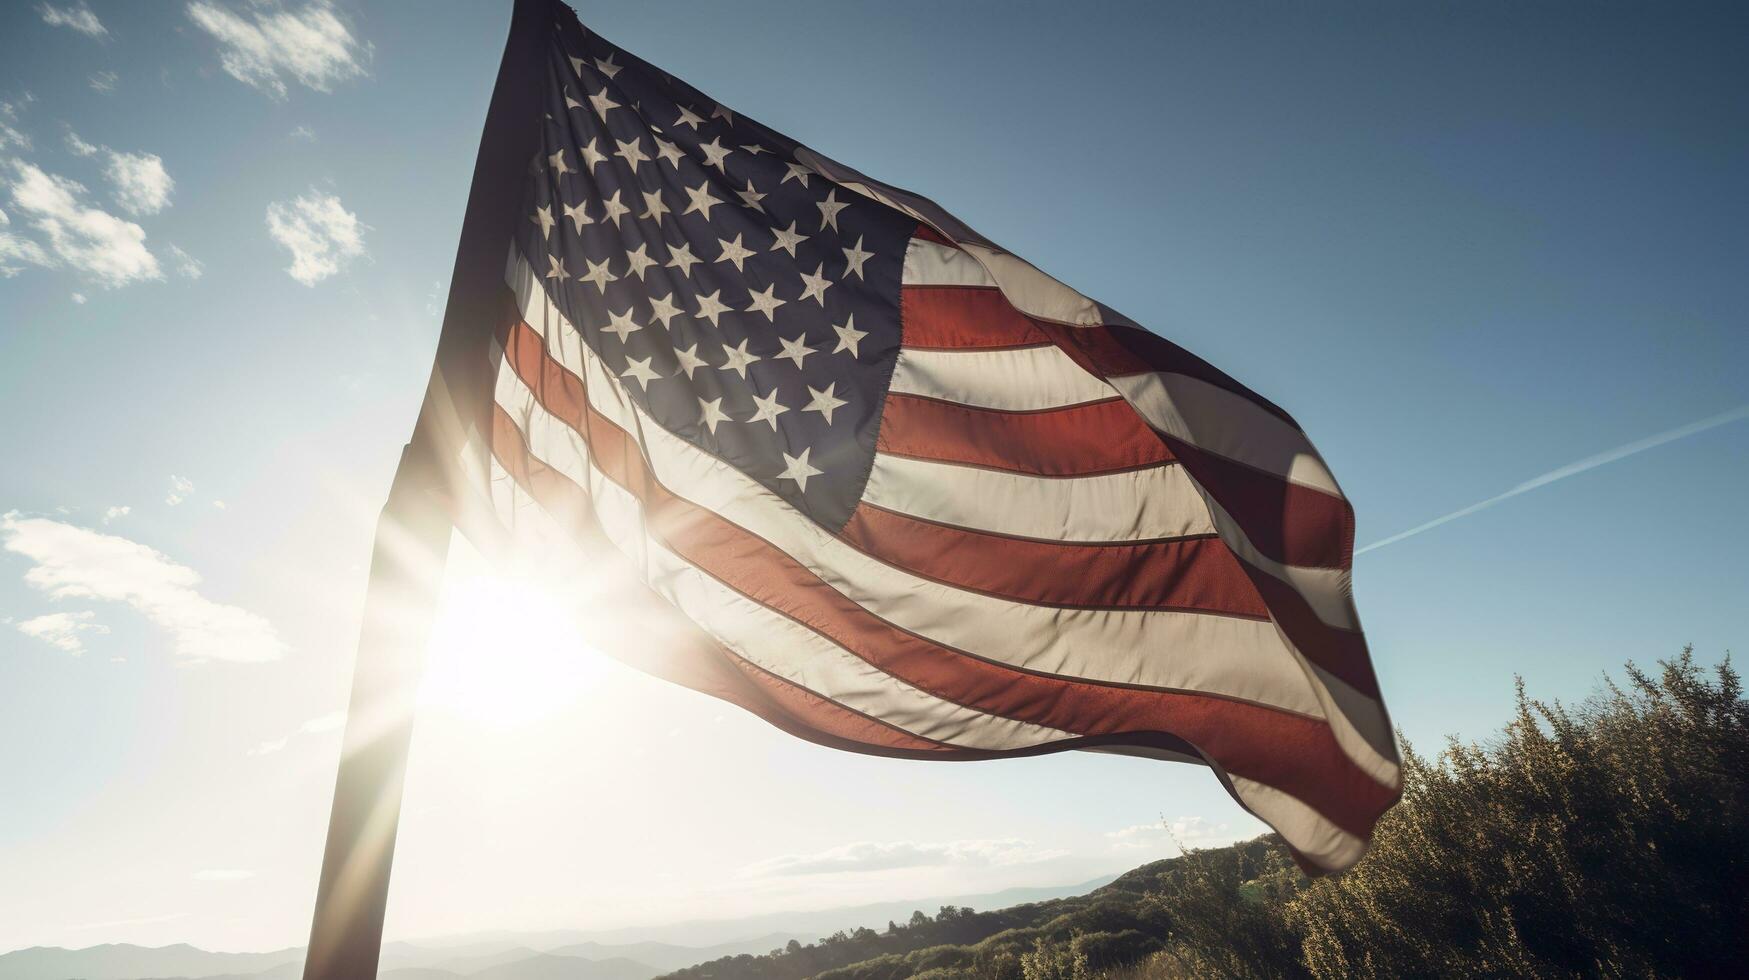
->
[1,0,1745,954]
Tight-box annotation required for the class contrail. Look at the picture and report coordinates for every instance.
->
[1356,403,1749,556]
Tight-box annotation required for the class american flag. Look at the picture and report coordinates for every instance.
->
[418,1,1400,874]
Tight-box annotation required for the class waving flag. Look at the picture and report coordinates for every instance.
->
[415,0,1400,874]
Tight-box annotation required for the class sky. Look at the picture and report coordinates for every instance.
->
[1,0,1745,955]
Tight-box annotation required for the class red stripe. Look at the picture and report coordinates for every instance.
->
[1164,436,1355,570]
[497,317,1397,837]
[878,393,1173,477]
[902,285,1049,350]
[843,503,1265,616]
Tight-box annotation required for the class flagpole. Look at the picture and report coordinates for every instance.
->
[302,2,549,976]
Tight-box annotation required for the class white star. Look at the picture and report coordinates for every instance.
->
[716,233,755,272]
[744,284,786,321]
[781,161,813,187]
[620,356,661,391]
[683,181,723,220]
[711,104,736,126]
[594,53,622,78]
[532,205,555,239]
[747,389,789,430]
[653,137,685,167]
[563,200,592,233]
[697,395,731,434]
[736,180,767,214]
[675,344,709,379]
[776,447,823,491]
[803,383,848,425]
[740,143,768,156]
[666,241,702,276]
[580,138,608,170]
[831,314,867,357]
[776,334,815,369]
[797,263,832,306]
[579,257,617,293]
[769,220,808,258]
[720,338,761,377]
[614,137,650,173]
[601,190,631,227]
[699,137,733,173]
[648,292,683,329]
[672,105,705,130]
[568,54,586,77]
[817,189,849,231]
[602,306,642,342]
[548,149,572,176]
[694,289,731,327]
[624,242,658,279]
[565,90,584,112]
[640,189,669,224]
[841,235,873,280]
[589,86,621,119]
[545,254,569,280]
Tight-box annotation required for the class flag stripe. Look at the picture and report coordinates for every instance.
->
[876,393,1174,477]
[888,345,1116,412]
[901,284,1050,350]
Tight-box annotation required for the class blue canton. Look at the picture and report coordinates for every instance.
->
[515,13,915,529]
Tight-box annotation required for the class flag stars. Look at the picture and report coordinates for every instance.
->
[694,289,731,327]
[777,448,823,491]
[594,53,622,78]
[563,200,592,233]
[672,105,705,129]
[817,189,850,231]
[716,233,755,272]
[675,343,709,378]
[831,314,867,357]
[653,137,686,168]
[747,389,789,430]
[683,181,724,220]
[548,149,572,176]
[841,236,872,280]
[803,383,848,425]
[699,137,733,173]
[698,396,731,434]
[613,137,650,172]
[620,356,662,391]
[711,104,736,126]
[745,284,787,321]
[798,263,832,306]
[603,307,642,342]
[737,180,767,214]
[600,190,631,227]
[666,241,703,276]
[640,189,670,224]
[545,254,569,280]
[781,161,813,187]
[648,292,683,329]
[580,138,609,170]
[533,205,555,239]
[776,334,815,369]
[579,257,618,293]
[624,243,658,279]
[588,86,621,119]
[769,220,807,258]
[720,338,761,377]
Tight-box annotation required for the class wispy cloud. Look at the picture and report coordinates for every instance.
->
[65,129,98,157]
[1,511,286,664]
[2,160,160,287]
[186,1,370,99]
[102,505,131,523]
[741,838,1064,878]
[0,98,32,152]
[1359,404,1749,555]
[37,2,107,39]
[251,710,345,755]
[265,190,365,285]
[105,149,174,216]
[15,610,109,654]
[1104,816,1255,853]
[166,243,204,279]
[89,70,119,94]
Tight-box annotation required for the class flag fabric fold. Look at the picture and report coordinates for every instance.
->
[416,0,1399,873]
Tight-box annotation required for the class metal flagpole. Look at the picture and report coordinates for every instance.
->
[302,2,549,976]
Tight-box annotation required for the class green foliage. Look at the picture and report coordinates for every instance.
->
[659,650,1745,980]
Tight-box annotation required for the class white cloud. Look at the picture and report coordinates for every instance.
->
[289,125,316,142]
[193,869,254,882]
[1104,816,1255,853]
[167,242,204,279]
[89,71,119,94]
[165,475,194,505]
[1,511,286,664]
[71,291,86,304]
[15,610,109,654]
[102,505,130,523]
[37,3,107,38]
[105,149,173,216]
[251,710,345,755]
[265,190,365,285]
[65,129,98,157]
[741,838,1063,878]
[186,1,370,99]
[2,160,160,287]
[1,100,33,153]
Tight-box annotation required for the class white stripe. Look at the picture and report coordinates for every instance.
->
[503,251,1340,722]
[889,346,1113,412]
[901,237,995,287]
[959,243,1103,326]
[492,354,1071,753]
[1109,371,1344,498]
[864,453,1214,543]
[1228,775,1369,872]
